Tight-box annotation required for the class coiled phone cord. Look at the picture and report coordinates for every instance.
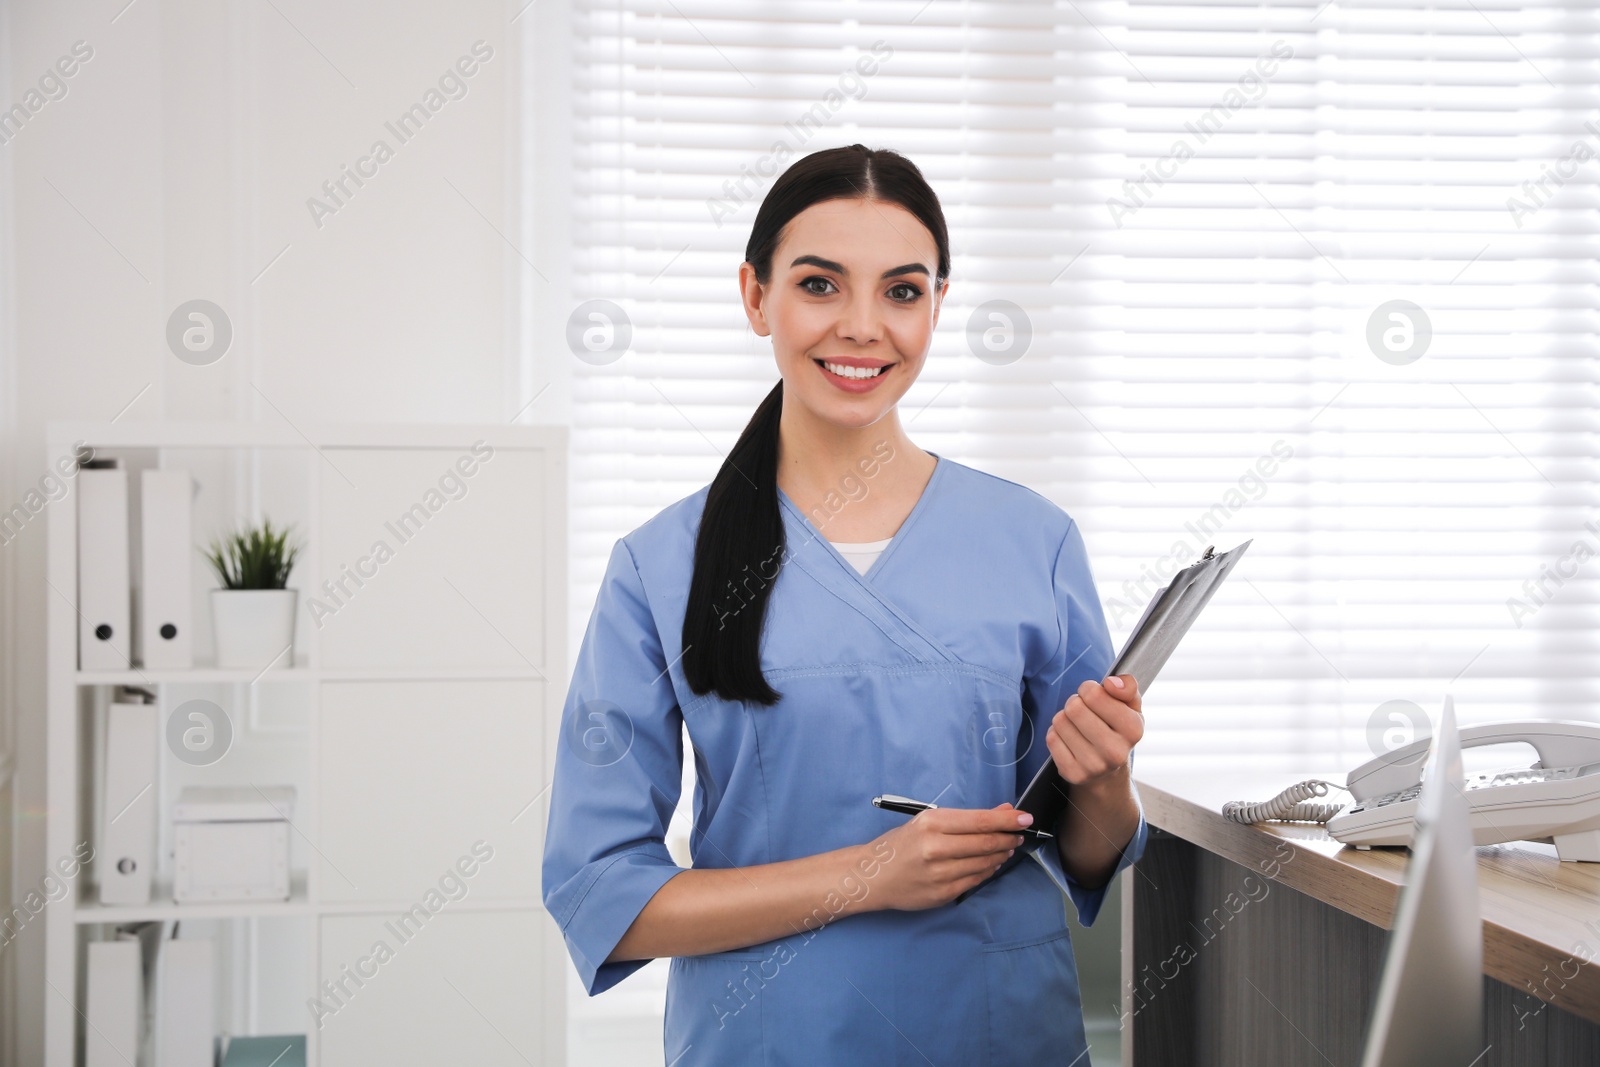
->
[1222,779,1345,825]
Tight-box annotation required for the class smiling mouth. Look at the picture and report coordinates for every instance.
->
[813,358,892,380]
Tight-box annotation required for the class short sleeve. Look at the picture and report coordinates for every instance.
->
[1018,517,1149,927]
[541,538,688,995]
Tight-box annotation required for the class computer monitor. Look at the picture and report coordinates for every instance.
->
[1361,694,1486,1067]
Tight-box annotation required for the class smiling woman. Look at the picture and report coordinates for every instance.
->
[783,245,930,389]
[542,145,1147,1067]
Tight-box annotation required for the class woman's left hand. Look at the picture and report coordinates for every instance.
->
[1045,674,1143,789]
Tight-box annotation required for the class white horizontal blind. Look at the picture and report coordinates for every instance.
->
[564,1,1600,785]
[1061,0,1600,772]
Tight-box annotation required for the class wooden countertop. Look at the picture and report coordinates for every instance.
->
[1133,770,1600,1025]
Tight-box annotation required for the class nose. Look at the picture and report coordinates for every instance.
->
[835,288,883,346]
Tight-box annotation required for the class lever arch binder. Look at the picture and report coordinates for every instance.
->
[138,469,194,669]
[85,939,142,1067]
[156,937,215,1067]
[78,465,131,670]
[100,699,159,905]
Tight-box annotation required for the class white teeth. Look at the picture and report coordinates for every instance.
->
[821,361,885,380]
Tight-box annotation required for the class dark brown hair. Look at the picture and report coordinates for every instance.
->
[680,144,951,705]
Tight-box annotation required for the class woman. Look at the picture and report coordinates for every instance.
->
[542,144,1148,1066]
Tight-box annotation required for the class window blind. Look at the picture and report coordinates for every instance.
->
[562,0,1600,780]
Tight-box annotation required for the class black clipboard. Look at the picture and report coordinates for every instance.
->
[956,539,1253,903]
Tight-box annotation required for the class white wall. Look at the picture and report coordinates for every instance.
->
[0,0,19,1059]
[1,1,569,1062]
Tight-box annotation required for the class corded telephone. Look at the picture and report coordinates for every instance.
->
[1224,719,1600,862]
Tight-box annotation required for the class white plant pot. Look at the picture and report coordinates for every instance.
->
[211,589,297,669]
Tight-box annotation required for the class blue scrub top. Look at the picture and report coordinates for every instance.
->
[542,452,1149,1067]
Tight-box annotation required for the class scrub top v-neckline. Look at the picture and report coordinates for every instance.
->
[776,451,946,584]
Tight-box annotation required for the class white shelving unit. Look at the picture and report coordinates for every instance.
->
[45,422,568,1066]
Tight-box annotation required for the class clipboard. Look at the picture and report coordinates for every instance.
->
[956,539,1252,904]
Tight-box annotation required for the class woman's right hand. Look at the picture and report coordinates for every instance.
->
[866,802,1031,911]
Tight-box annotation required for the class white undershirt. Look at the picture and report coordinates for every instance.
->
[828,536,894,576]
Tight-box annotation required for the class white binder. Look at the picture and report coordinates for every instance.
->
[100,701,158,906]
[77,466,131,670]
[138,469,193,669]
[85,939,142,1067]
[156,938,214,1067]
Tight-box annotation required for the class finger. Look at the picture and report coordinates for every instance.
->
[946,849,1014,882]
[1077,679,1139,726]
[932,845,1020,870]
[926,806,1035,835]
[1073,682,1144,749]
[922,842,1013,882]
[1065,688,1132,760]
[938,862,1004,904]
[1045,719,1090,783]
[1050,707,1111,779]
[935,831,1026,860]
[1103,673,1142,710]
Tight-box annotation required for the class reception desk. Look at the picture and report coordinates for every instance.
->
[1122,771,1600,1066]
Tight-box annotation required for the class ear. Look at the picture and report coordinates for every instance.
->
[929,277,950,331]
[739,262,771,337]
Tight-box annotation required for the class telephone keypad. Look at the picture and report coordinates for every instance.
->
[1351,766,1584,814]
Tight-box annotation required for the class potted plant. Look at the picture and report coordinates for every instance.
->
[205,518,302,668]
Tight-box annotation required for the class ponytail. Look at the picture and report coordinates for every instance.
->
[681,379,786,705]
[681,144,949,706]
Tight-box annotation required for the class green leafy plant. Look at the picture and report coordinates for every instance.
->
[205,518,301,590]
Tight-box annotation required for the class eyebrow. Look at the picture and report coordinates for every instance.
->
[789,254,929,280]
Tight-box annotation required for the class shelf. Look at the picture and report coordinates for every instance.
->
[74,663,551,685]
[76,873,312,923]
[46,424,571,1066]
[76,659,314,686]
[314,897,551,917]
[318,666,551,682]
[47,421,565,450]
[74,875,554,923]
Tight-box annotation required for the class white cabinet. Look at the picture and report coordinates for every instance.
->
[316,680,545,903]
[45,423,568,1067]
[317,912,556,1067]
[314,446,549,670]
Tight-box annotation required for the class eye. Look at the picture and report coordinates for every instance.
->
[888,282,923,303]
[799,275,836,296]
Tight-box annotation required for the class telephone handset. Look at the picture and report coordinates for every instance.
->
[1224,719,1600,862]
